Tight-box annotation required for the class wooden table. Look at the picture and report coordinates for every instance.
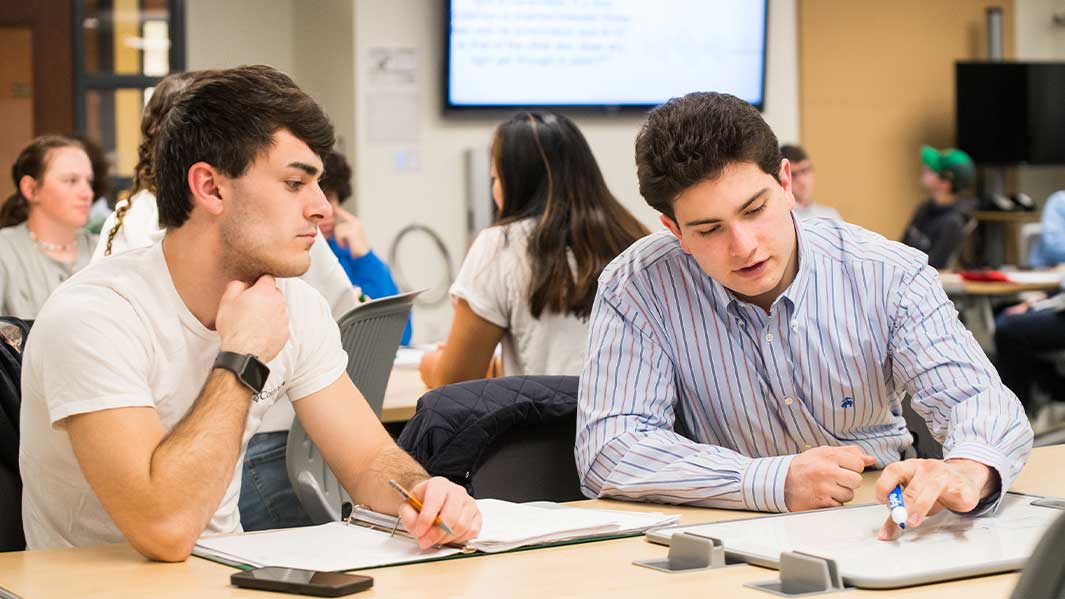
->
[940,271,1062,353]
[380,368,424,424]
[1,445,1060,598]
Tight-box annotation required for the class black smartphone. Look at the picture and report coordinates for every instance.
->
[231,567,373,597]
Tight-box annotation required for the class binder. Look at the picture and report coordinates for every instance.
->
[194,499,679,572]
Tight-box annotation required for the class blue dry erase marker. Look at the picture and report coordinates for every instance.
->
[888,484,908,530]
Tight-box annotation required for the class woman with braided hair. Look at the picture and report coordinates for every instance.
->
[93,71,200,260]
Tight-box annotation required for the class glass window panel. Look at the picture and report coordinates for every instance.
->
[84,87,148,179]
[81,0,174,76]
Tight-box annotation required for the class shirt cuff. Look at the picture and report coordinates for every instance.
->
[740,454,794,513]
[944,441,1012,516]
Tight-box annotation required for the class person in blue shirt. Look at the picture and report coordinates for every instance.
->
[994,190,1065,410]
[317,150,411,345]
[1027,191,1065,268]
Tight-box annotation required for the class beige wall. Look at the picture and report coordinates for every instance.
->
[186,0,294,73]
[1015,0,1065,204]
[185,0,356,193]
[799,0,1015,239]
[292,0,356,170]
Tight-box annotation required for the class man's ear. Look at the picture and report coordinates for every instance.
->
[660,213,692,254]
[187,162,225,216]
[778,158,796,210]
[18,175,36,203]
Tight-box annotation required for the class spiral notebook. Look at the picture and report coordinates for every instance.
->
[194,499,678,571]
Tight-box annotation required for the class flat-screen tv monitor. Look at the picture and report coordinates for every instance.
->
[956,61,1065,165]
[445,0,768,112]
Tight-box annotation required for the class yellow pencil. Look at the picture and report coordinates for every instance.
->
[388,479,456,536]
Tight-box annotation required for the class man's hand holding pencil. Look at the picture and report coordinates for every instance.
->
[393,477,483,550]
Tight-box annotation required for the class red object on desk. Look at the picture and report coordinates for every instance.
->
[958,270,1011,282]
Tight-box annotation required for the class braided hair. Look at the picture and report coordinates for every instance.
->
[104,71,200,256]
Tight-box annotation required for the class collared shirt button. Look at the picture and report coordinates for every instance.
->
[784,397,793,405]
[737,319,745,327]
[765,333,774,342]
[790,319,799,331]
[804,443,812,449]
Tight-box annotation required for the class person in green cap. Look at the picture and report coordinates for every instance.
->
[900,145,977,269]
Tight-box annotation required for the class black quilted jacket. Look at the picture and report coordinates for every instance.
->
[397,375,578,492]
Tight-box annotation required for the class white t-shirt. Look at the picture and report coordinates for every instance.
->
[450,219,588,377]
[19,242,348,549]
[91,190,358,433]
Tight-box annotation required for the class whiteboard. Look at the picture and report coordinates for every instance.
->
[645,494,1061,589]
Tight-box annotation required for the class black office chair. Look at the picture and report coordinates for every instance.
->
[1011,510,1065,599]
[901,394,944,459]
[471,415,583,502]
[398,375,585,503]
[286,290,420,524]
[0,317,31,552]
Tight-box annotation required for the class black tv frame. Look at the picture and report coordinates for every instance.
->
[955,60,1065,166]
[442,0,769,115]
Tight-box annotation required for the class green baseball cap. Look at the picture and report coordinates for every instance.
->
[921,145,975,190]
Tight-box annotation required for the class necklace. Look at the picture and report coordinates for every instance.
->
[28,229,77,253]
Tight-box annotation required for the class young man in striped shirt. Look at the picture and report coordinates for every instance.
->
[575,92,1032,540]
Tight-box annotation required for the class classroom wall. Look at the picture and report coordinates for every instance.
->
[353,0,800,342]
[186,0,358,189]
[181,0,1065,339]
[186,0,294,74]
[799,0,1017,240]
[292,0,356,164]
[1015,0,1065,204]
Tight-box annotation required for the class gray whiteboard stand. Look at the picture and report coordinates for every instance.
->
[746,551,851,597]
[633,532,733,573]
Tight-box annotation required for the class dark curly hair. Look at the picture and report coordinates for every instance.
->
[635,92,780,221]
[319,149,352,202]
[154,65,335,228]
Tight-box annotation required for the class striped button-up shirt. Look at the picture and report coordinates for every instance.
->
[576,217,1032,513]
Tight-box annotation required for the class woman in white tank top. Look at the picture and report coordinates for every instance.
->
[420,112,649,387]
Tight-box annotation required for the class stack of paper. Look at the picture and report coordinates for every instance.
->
[193,499,679,571]
[393,347,429,369]
[468,499,679,553]
[195,522,462,571]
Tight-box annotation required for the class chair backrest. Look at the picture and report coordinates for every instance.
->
[470,414,584,502]
[397,375,582,502]
[1012,510,1065,599]
[337,289,422,416]
[946,214,979,270]
[901,393,943,459]
[286,290,419,524]
[0,317,31,552]
[1019,222,1044,268]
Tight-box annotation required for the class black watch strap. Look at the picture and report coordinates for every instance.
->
[213,351,269,395]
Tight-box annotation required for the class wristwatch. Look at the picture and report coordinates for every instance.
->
[213,351,270,395]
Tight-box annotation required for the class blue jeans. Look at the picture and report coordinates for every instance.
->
[239,431,313,531]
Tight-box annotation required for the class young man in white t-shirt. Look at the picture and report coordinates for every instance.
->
[19,65,481,561]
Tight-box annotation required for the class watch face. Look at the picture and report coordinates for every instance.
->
[243,356,270,393]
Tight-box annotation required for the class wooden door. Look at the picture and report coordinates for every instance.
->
[0,0,75,141]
